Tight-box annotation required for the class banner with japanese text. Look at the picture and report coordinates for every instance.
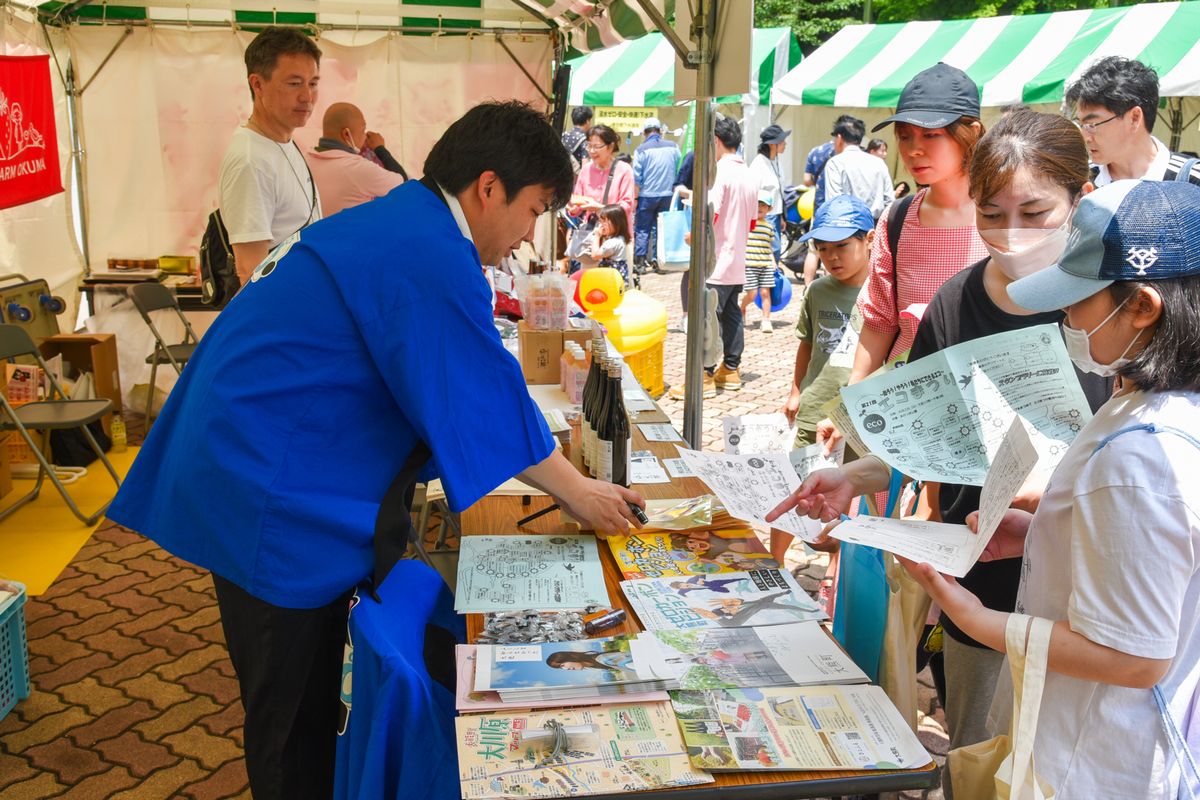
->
[0,54,63,210]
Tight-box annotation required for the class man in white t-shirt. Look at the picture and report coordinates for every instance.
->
[822,115,893,220]
[219,27,324,285]
[1065,56,1200,187]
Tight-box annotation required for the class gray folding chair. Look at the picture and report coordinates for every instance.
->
[127,282,198,423]
[0,325,121,525]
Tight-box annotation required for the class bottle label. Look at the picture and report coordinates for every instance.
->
[598,440,613,483]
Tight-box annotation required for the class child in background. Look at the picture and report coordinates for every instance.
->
[587,204,632,284]
[741,190,779,332]
[771,195,873,563]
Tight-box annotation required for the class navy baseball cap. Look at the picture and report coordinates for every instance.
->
[800,195,875,243]
[1008,180,1200,312]
[872,63,980,132]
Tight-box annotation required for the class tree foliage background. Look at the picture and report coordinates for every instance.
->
[755,0,1171,54]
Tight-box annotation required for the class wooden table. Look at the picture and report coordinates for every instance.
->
[458,402,940,799]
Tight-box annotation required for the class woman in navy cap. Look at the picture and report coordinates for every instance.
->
[750,124,790,259]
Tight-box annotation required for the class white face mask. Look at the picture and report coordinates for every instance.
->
[980,222,1070,280]
[1062,297,1143,377]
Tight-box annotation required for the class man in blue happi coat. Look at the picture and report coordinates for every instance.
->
[107,101,645,800]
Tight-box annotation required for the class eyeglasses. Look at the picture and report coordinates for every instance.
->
[1075,112,1123,134]
[586,142,609,151]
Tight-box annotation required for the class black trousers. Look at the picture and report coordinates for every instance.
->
[213,574,353,800]
[710,283,744,371]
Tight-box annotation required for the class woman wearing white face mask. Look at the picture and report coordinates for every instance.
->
[905,178,1200,799]
[902,110,1117,781]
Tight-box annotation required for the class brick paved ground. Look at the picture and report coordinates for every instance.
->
[0,270,946,798]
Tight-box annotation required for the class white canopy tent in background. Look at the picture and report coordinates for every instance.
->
[771,2,1200,186]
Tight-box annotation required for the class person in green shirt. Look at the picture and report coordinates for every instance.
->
[774,195,873,562]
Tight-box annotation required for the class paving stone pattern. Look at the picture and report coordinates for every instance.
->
[0,271,946,798]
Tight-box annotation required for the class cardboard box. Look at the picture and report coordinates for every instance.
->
[38,334,122,434]
[518,321,563,385]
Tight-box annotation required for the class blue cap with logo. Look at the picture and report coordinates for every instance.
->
[800,195,876,243]
[1008,179,1200,313]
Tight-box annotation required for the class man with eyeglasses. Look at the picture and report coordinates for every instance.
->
[1065,56,1200,187]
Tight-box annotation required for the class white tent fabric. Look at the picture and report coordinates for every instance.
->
[2,2,552,285]
[773,1,1200,107]
[0,14,82,327]
[69,25,552,271]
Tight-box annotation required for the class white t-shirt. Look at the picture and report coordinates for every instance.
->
[1093,136,1173,186]
[1013,389,1200,799]
[218,127,323,247]
[749,153,783,215]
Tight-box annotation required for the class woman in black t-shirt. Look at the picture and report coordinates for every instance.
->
[907,109,1113,770]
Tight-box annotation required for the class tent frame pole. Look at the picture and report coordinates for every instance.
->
[682,0,716,449]
[65,59,92,276]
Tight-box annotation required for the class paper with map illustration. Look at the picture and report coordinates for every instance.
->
[829,418,1039,577]
[840,324,1089,485]
[674,449,823,541]
[454,535,608,613]
[455,702,713,798]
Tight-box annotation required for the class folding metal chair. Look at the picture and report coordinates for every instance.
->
[0,325,121,525]
[127,282,198,423]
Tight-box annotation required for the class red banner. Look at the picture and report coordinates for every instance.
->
[0,54,63,211]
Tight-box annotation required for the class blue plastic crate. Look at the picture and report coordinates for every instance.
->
[0,581,30,722]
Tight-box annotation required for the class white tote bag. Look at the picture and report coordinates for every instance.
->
[949,613,1056,800]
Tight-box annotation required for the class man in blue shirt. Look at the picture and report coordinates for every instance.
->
[107,101,644,800]
[801,115,854,286]
[631,117,680,273]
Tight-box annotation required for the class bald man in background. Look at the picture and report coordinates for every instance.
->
[307,102,407,216]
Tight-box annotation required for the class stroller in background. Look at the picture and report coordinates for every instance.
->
[779,185,811,280]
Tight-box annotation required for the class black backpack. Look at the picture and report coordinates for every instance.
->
[199,209,240,308]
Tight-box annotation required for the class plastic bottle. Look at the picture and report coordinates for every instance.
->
[110,416,127,453]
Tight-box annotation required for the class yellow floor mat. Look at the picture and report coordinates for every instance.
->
[0,446,137,595]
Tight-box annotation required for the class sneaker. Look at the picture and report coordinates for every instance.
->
[761,319,773,333]
[679,316,688,334]
[713,364,742,390]
[667,373,717,400]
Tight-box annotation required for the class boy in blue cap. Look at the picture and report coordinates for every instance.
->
[771,195,873,562]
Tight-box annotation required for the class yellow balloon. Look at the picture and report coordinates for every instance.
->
[798,188,815,221]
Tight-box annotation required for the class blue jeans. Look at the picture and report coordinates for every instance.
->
[634,195,673,261]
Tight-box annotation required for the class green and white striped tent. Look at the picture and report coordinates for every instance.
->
[567,26,800,106]
[773,1,1200,107]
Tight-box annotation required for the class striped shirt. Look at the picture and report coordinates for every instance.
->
[858,189,987,362]
[745,223,775,271]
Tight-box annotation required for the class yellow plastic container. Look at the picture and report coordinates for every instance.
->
[624,340,664,398]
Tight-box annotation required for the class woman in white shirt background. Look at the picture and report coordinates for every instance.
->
[750,124,790,259]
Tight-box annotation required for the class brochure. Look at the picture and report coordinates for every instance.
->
[621,569,826,631]
[473,635,673,702]
[455,535,609,613]
[456,702,714,798]
[605,528,779,580]
[631,622,867,689]
[455,646,669,713]
[669,685,932,772]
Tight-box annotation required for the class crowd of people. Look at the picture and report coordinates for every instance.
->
[562,53,1200,800]
[114,21,1200,800]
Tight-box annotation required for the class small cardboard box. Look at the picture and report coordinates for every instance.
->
[518,321,563,385]
[38,334,122,435]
